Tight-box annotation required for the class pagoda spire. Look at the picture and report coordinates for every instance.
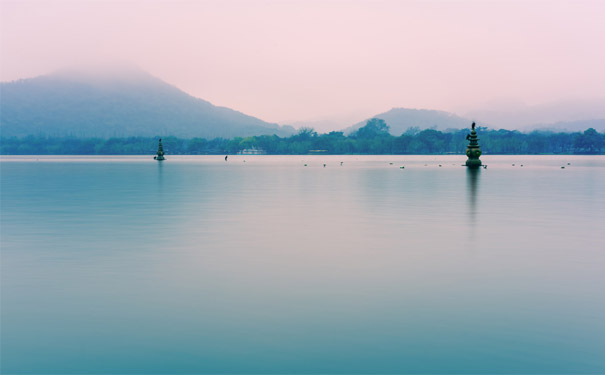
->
[154,138,165,161]
[465,122,482,168]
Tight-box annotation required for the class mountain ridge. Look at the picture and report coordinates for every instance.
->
[0,67,295,139]
[343,107,605,135]
[2,67,603,138]
[343,107,475,135]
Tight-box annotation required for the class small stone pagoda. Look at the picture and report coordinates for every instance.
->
[154,138,165,161]
[465,122,482,168]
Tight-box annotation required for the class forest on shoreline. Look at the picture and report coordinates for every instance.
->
[1,119,603,155]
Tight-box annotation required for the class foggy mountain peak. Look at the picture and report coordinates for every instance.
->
[0,66,295,139]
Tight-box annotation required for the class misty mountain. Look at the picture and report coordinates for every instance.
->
[343,108,474,135]
[464,99,605,130]
[0,66,295,139]
[524,119,605,133]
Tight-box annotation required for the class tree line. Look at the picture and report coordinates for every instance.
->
[1,119,603,155]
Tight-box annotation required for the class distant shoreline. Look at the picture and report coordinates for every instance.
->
[2,153,603,156]
[1,127,603,155]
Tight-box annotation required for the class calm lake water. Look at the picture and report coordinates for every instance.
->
[1,155,604,374]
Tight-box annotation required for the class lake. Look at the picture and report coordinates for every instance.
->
[1,155,604,374]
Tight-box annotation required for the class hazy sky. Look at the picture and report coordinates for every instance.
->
[2,0,605,128]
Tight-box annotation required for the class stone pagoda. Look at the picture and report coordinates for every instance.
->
[154,138,165,161]
[465,122,482,168]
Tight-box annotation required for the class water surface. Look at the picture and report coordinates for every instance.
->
[2,155,604,374]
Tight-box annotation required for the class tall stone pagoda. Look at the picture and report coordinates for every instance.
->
[465,122,482,168]
[154,138,165,161]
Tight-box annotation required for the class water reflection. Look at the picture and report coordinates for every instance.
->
[157,159,164,184]
[2,156,605,374]
[466,168,480,226]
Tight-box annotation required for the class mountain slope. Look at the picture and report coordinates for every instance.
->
[0,67,295,139]
[343,108,474,135]
[465,99,605,129]
[523,119,605,132]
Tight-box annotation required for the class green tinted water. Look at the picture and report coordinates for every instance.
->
[2,155,604,373]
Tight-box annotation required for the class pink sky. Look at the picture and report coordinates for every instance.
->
[2,0,605,129]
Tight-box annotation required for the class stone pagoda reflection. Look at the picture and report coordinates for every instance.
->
[465,122,482,168]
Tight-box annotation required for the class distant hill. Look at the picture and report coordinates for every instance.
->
[0,66,295,139]
[464,99,605,129]
[523,119,605,133]
[343,108,474,135]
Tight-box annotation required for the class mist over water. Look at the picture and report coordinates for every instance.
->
[1,155,604,373]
